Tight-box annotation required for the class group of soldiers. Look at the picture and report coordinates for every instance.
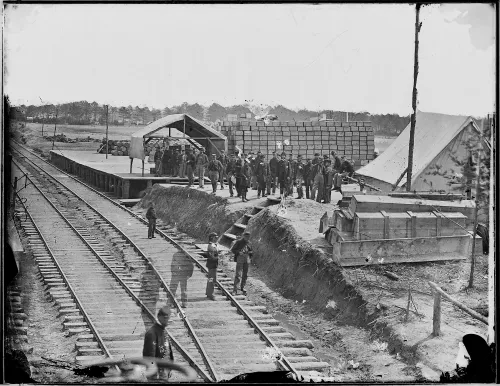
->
[219,149,355,203]
[150,143,355,203]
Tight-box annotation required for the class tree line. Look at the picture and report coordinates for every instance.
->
[10,100,410,135]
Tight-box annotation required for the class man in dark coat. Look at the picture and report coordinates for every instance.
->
[331,151,342,173]
[146,205,157,239]
[217,150,229,190]
[172,149,180,177]
[268,151,279,195]
[340,156,354,177]
[234,157,243,198]
[254,154,268,199]
[304,159,313,199]
[154,145,163,176]
[287,153,296,196]
[226,153,237,197]
[205,232,219,300]
[230,231,253,296]
[293,155,306,199]
[277,152,290,198]
[143,306,174,380]
[207,154,223,195]
[311,157,325,202]
[237,158,251,202]
[185,149,196,187]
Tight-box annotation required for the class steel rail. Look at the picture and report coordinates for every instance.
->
[12,159,213,382]
[11,145,219,381]
[11,165,115,366]
[11,141,299,376]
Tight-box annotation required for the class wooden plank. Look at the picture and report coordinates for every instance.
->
[339,253,467,267]
[380,210,389,239]
[432,292,441,336]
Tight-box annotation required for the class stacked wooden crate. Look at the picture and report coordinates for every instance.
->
[218,120,375,164]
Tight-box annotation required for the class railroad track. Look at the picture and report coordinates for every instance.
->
[11,161,211,382]
[11,142,330,379]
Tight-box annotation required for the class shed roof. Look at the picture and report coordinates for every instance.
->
[356,111,480,187]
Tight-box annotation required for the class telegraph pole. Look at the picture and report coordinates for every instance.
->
[105,105,109,159]
[406,4,422,191]
[52,106,59,150]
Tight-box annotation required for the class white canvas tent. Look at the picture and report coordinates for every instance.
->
[129,114,227,175]
[356,111,483,192]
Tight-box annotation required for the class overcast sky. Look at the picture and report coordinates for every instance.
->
[4,3,496,116]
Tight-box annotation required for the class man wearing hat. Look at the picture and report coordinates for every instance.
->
[323,158,335,203]
[146,204,157,239]
[287,153,296,196]
[293,155,306,199]
[230,231,253,296]
[311,157,325,202]
[217,150,229,190]
[143,306,174,379]
[195,147,209,188]
[254,154,268,199]
[340,156,354,177]
[268,151,279,195]
[331,151,342,173]
[205,232,219,300]
[226,153,237,197]
[185,149,196,187]
[207,154,223,195]
[277,152,290,198]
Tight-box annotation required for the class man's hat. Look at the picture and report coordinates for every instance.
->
[243,231,251,236]
[158,306,171,317]
[314,153,320,156]
[208,232,218,239]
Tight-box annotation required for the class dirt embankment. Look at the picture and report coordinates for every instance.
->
[137,184,246,240]
[246,209,375,323]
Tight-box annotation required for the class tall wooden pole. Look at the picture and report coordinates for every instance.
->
[105,105,109,159]
[52,106,59,150]
[406,4,422,191]
[468,149,482,288]
[487,114,495,343]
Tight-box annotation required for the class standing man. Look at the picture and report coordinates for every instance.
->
[172,149,180,177]
[248,152,258,190]
[304,158,313,199]
[323,159,334,204]
[268,151,279,195]
[312,152,321,165]
[185,149,196,187]
[207,154,223,195]
[230,231,253,296]
[287,153,296,197]
[333,171,344,194]
[154,145,163,177]
[238,157,250,202]
[169,252,193,308]
[146,205,157,239]
[234,156,243,198]
[255,154,268,199]
[226,153,237,197]
[340,156,354,177]
[178,149,186,179]
[331,151,342,173]
[161,146,170,177]
[143,306,174,380]
[217,150,229,190]
[277,152,290,198]
[293,155,305,199]
[205,232,219,300]
[195,147,209,189]
[311,157,325,202]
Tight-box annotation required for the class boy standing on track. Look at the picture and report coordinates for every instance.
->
[231,231,253,296]
[146,205,157,239]
[143,306,174,380]
[169,251,193,309]
[205,232,219,300]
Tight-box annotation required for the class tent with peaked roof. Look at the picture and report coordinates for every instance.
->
[128,114,227,175]
[356,111,482,192]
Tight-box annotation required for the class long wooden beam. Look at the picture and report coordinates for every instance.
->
[427,281,488,324]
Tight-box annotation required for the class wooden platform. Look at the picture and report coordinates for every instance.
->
[49,150,208,198]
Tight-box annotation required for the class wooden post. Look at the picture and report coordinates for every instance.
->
[408,211,417,238]
[142,159,145,177]
[105,105,109,159]
[432,291,441,336]
[381,210,390,239]
[404,286,411,323]
[41,123,44,137]
[130,158,133,174]
[183,115,186,138]
[468,150,482,288]
[406,4,421,191]
[52,107,59,150]
[434,211,442,236]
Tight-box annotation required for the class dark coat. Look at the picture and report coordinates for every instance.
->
[142,323,174,360]
[277,159,289,181]
[269,157,279,174]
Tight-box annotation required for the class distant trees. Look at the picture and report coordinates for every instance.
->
[11,100,412,133]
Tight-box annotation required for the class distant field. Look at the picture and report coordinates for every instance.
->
[25,123,142,141]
